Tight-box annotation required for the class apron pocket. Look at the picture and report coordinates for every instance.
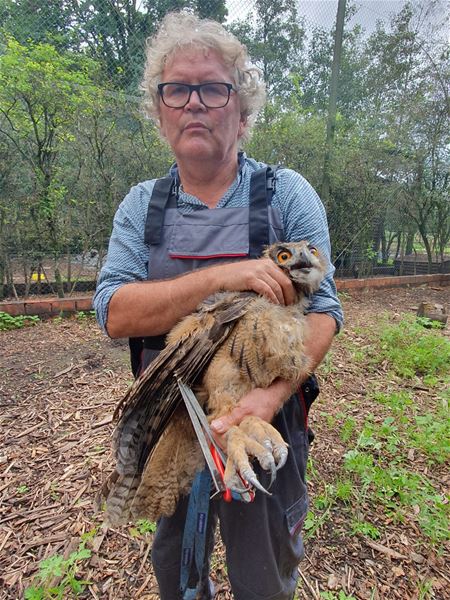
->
[169,211,249,258]
[285,492,308,538]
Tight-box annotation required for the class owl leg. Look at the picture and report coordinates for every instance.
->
[224,416,288,494]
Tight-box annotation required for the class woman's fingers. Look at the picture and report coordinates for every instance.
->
[213,258,295,305]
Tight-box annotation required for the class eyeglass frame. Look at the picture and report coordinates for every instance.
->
[157,82,236,109]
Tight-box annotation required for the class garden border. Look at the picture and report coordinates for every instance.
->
[1,273,449,318]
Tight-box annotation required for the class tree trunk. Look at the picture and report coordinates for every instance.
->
[417,226,433,274]
[5,255,18,300]
[23,259,31,299]
[54,266,65,298]
[0,258,4,301]
[405,232,414,255]
[321,0,347,205]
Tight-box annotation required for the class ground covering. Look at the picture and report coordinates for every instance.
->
[0,286,449,600]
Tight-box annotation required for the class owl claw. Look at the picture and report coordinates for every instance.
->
[275,446,288,470]
[265,461,276,489]
[223,416,289,497]
[241,469,271,496]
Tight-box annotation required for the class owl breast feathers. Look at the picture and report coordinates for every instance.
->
[103,240,327,525]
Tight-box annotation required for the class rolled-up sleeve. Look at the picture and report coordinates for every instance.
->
[275,169,343,331]
[93,181,154,334]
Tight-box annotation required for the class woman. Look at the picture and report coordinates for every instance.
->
[94,11,342,600]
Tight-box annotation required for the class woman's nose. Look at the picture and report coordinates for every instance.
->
[185,90,206,111]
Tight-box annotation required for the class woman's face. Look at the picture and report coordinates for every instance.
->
[158,47,246,166]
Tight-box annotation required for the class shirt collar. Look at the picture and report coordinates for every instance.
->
[168,152,246,208]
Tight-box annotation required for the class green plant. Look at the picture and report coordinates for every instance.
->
[24,533,94,599]
[304,483,337,539]
[377,315,450,380]
[75,310,96,321]
[344,447,449,545]
[350,519,381,539]
[407,410,450,464]
[129,518,157,537]
[320,592,357,600]
[335,479,353,502]
[417,578,435,600]
[373,390,413,414]
[0,312,40,331]
[17,484,29,494]
[340,417,357,443]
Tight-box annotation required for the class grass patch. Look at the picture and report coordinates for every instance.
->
[377,315,450,380]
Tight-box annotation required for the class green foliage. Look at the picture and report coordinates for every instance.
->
[376,315,450,380]
[0,312,40,331]
[320,592,357,600]
[228,0,304,99]
[129,518,157,538]
[408,410,450,465]
[335,479,353,502]
[23,534,93,599]
[373,390,412,414]
[245,107,325,191]
[344,448,449,544]
[340,417,356,443]
[75,310,96,321]
[350,519,381,539]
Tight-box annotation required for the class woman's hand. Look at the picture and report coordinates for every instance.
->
[210,258,296,306]
[210,379,294,450]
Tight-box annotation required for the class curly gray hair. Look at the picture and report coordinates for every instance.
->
[141,12,266,139]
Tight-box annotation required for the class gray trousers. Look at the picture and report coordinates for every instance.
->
[151,395,310,600]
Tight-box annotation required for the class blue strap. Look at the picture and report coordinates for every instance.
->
[180,468,212,599]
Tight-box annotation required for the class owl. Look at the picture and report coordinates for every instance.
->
[103,241,327,525]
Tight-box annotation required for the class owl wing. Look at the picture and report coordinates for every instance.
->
[104,291,256,525]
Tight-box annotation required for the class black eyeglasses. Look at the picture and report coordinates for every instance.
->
[157,82,236,109]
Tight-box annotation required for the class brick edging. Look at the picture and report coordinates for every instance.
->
[0,296,93,317]
[0,273,449,318]
[336,273,450,292]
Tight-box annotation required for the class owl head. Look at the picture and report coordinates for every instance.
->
[264,240,327,296]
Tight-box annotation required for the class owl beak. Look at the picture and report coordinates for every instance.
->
[295,259,312,270]
[294,249,313,271]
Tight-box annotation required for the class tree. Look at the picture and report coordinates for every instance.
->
[229,0,305,100]
[361,2,450,272]
[1,1,228,91]
[0,36,101,294]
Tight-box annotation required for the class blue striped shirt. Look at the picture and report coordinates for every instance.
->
[94,154,343,333]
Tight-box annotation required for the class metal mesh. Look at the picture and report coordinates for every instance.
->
[0,1,448,297]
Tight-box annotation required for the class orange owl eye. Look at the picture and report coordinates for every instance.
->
[309,246,319,256]
[277,249,292,263]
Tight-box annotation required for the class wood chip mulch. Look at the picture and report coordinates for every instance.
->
[0,285,448,599]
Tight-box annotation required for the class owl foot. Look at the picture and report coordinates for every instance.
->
[223,416,288,495]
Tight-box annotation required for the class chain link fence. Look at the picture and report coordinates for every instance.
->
[0,0,449,298]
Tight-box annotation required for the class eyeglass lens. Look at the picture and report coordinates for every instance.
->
[161,83,231,108]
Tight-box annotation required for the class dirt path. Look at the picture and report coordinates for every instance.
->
[0,285,448,599]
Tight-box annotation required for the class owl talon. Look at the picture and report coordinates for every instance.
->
[266,462,276,488]
[238,468,271,496]
[223,419,290,496]
[275,446,288,470]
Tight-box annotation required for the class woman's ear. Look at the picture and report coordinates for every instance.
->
[238,115,248,139]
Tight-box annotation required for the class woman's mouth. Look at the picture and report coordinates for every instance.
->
[184,122,208,131]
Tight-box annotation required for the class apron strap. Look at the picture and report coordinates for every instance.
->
[144,176,176,245]
[138,166,279,365]
[248,165,278,258]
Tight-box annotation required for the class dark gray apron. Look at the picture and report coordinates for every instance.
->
[144,173,313,600]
